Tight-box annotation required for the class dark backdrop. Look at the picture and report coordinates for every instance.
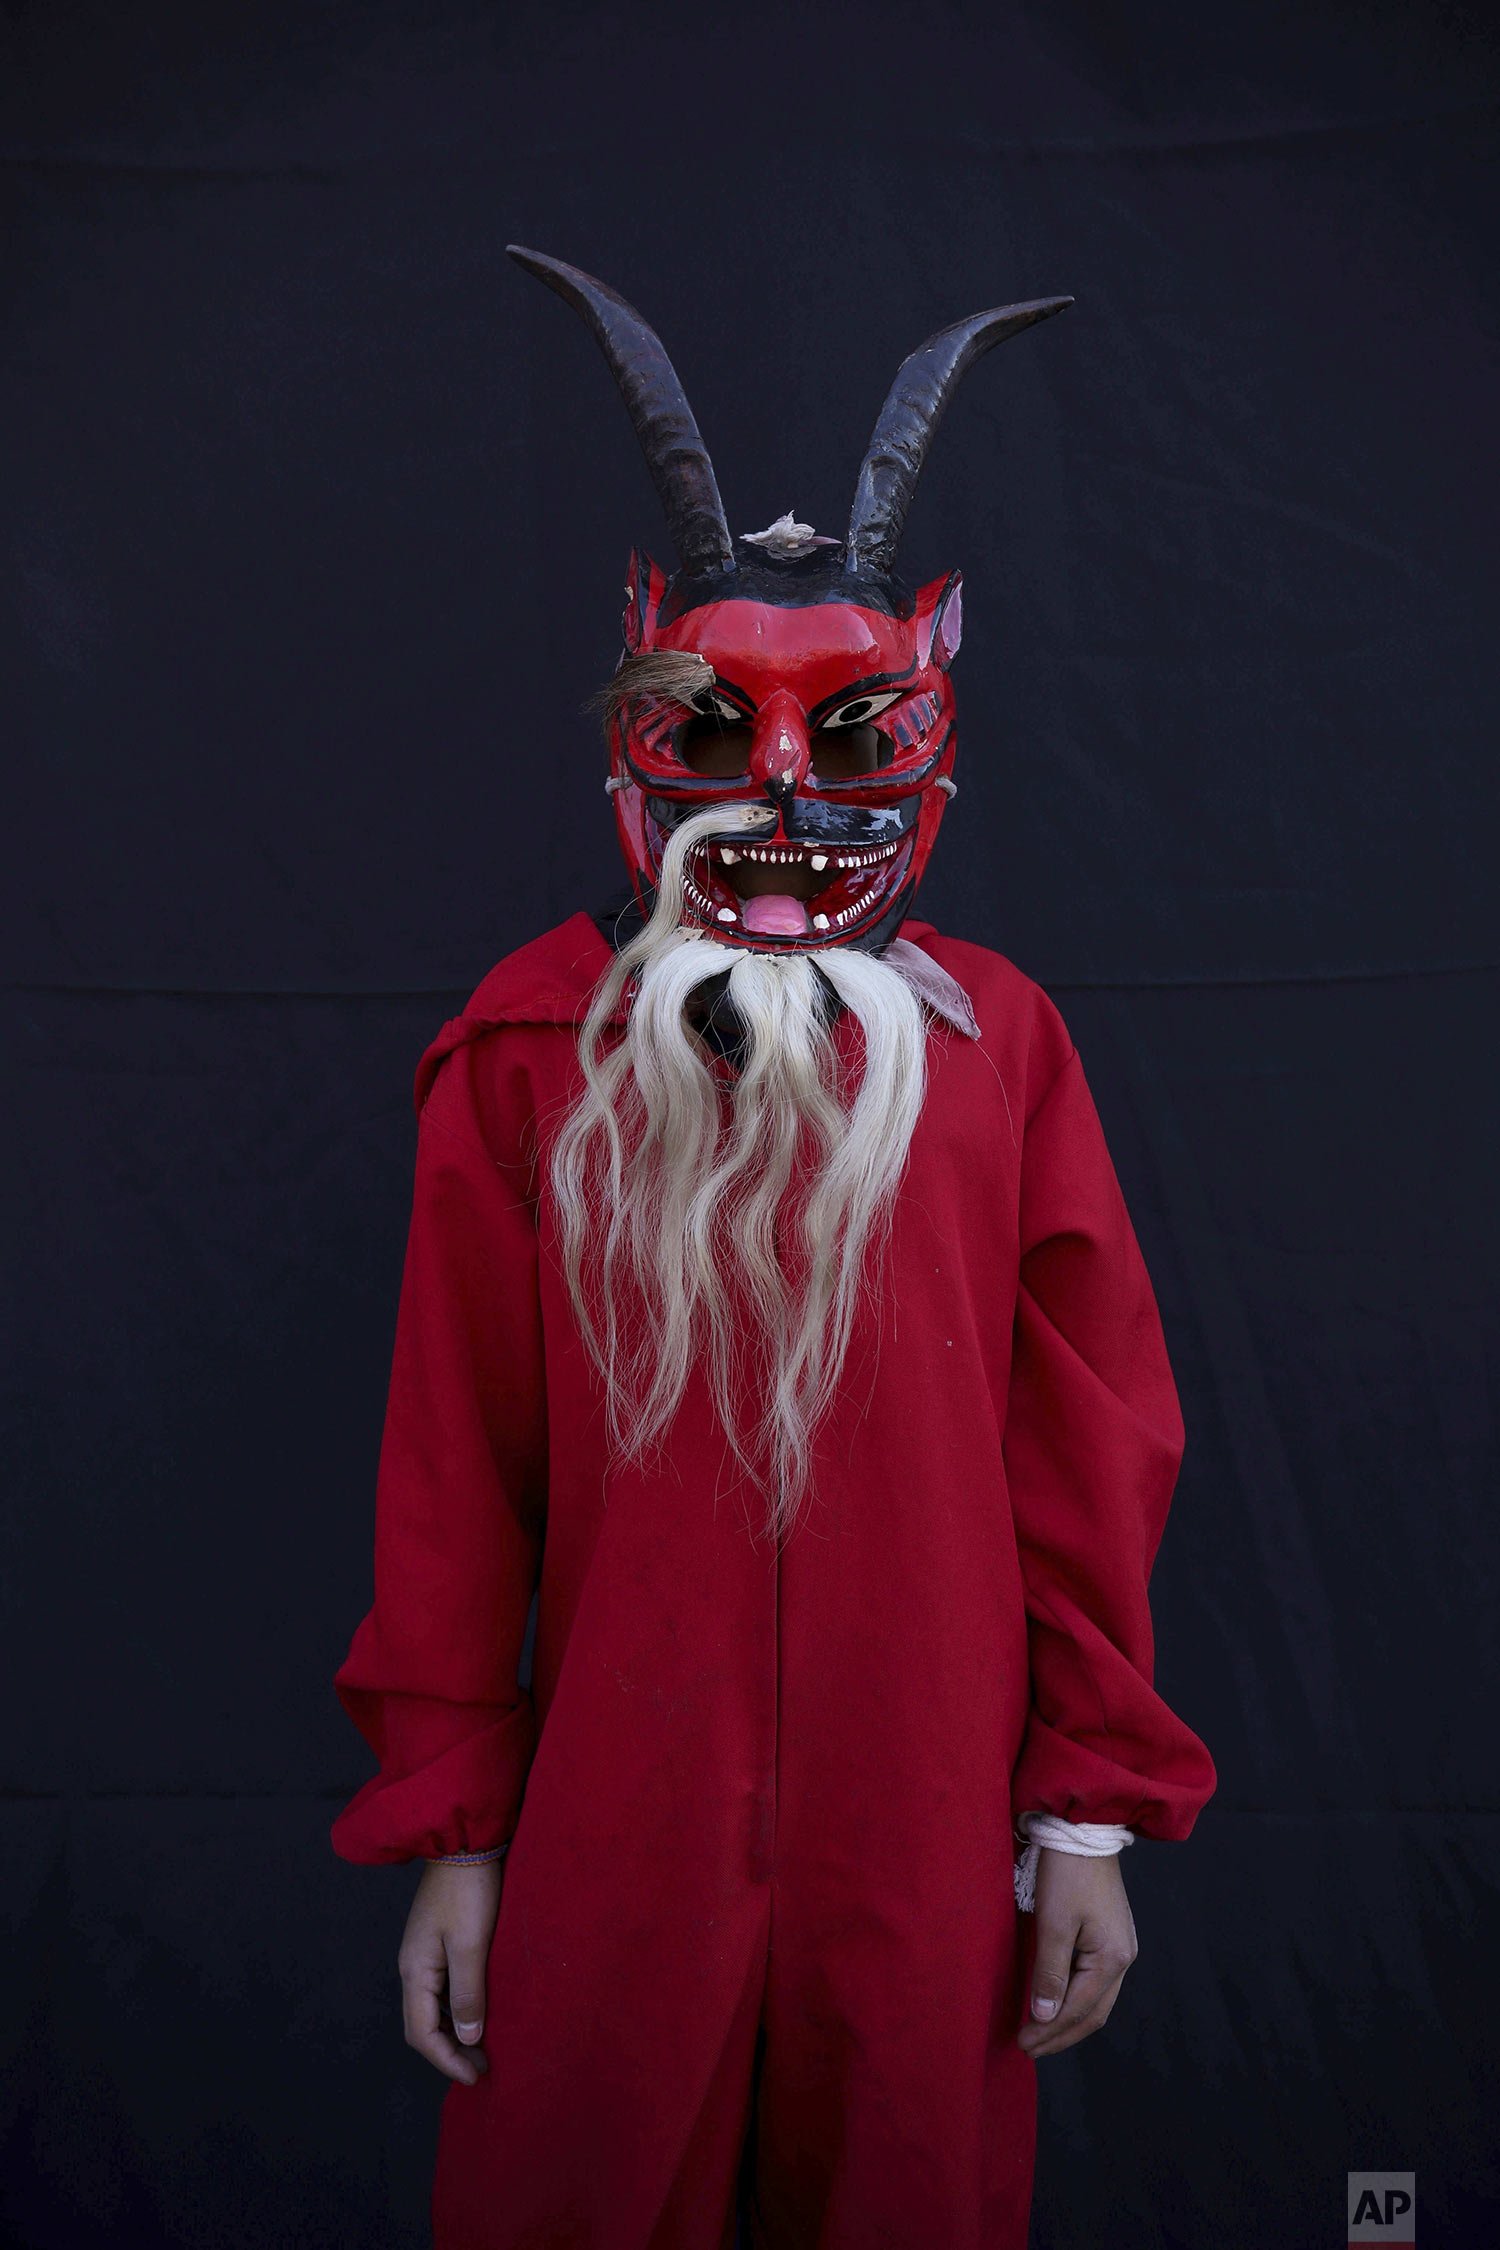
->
[5,4,1497,2245]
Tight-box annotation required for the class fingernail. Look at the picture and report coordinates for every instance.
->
[455,2021,482,2043]
[1032,1996,1057,2020]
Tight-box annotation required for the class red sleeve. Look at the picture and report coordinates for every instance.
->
[1004,1033,1217,1842]
[330,1036,546,1867]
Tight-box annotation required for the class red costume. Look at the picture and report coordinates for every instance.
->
[331,252,1216,2247]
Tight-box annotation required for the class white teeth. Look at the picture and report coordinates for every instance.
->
[812,912,830,930]
[717,907,738,924]
[699,836,899,881]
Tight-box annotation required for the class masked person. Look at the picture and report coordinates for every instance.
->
[330,247,1217,2250]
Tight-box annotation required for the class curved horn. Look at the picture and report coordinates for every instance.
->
[507,245,735,580]
[845,296,1074,580]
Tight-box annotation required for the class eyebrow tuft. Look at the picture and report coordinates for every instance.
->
[584,650,717,732]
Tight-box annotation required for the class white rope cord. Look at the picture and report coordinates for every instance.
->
[1013,1812,1134,1913]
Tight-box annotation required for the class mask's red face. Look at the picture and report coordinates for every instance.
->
[608,553,964,953]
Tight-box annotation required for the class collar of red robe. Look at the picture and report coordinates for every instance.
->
[411,907,978,1117]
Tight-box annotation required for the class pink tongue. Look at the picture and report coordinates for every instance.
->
[741,892,811,937]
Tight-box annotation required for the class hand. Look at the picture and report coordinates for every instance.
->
[1016,1848,1138,2059]
[398,1857,505,2085]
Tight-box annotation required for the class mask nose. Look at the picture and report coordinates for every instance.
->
[748,689,811,811]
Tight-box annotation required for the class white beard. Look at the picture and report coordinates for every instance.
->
[549,801,934,1545]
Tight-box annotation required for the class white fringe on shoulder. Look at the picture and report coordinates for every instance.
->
[881,937,981,1041]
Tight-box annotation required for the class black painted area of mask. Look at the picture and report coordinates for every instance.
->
[656,544,917,628]
[646,792,920,852]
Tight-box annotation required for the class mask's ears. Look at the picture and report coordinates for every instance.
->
[915,570,963,671]
[622,549,669,653]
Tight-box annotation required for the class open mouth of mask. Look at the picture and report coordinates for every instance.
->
[649,809,919,944]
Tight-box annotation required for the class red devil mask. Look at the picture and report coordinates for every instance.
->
[509,247,1071,955]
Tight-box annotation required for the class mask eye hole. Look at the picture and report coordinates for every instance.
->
[810,723,893,780]
[811,689,902,779]
[677,711,753,777]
